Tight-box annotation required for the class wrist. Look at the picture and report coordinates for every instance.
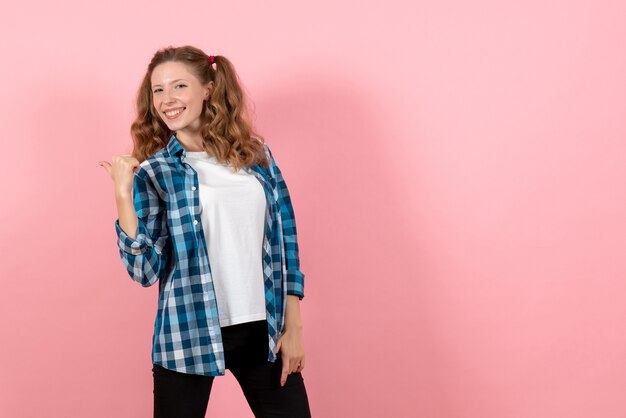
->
[115,189,133,200]
[284,316,303,330]
[284,323,303,332]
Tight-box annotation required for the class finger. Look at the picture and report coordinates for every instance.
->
[290,357,301,373]
[280,358,290,387]
[99,161,112,176]
[121,154,139,163]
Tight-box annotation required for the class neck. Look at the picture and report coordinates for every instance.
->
[176,130,204,152]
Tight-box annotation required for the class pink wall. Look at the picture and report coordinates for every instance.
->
[1,1,625,417]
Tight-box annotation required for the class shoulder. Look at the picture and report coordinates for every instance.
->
[250,135,273,159]
[136,147,172,178]
[133,148,174,197]
[262,144,273,161]
[257,141,275,165]
[249,136,274,171]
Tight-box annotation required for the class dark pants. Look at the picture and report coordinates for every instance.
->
[152,319,312,418]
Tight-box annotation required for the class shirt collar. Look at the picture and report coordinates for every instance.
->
[166,132,185,159]
[165,132,265,177]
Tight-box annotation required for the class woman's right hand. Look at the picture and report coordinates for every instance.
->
[98,154,140,196]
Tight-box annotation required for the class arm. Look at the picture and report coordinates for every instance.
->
[266,145,305,300]
[285,294,303,329]
[277,294,306,385]
[114,168,172,287]
[265,146,308,385]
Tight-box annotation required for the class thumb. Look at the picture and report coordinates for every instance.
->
[99,161,112,177]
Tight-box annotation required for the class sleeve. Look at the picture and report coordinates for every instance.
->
[113,167,172,287]
[265,145,305,300]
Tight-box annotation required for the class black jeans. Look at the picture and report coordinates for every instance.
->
[152,319,312,418]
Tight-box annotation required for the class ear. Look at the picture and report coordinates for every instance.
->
[205,81,214,99]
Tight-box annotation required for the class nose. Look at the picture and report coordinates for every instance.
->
[162,88,175,105]
[163,92,174,103]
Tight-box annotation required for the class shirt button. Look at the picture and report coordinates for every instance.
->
[192,186,197,191]
[193,220,198,225]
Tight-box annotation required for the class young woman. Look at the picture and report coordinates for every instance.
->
[99,45,311,418]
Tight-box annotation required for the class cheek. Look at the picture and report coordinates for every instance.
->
[189,98,204,113]
[198,95,209,109]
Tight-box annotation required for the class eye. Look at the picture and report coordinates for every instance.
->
[175,84,187,88]
[152,88,162,94]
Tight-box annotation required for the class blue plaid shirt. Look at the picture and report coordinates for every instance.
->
[114,133,305,376]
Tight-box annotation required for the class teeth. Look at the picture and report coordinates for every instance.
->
[165,108,184,117]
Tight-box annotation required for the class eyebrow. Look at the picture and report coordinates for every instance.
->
[151,79,188,88]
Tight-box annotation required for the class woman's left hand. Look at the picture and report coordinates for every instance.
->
[276,327,305,387]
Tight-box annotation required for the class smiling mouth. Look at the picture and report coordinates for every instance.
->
[164,107,185,119]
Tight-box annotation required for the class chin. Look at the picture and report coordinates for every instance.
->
[166,121,186,130]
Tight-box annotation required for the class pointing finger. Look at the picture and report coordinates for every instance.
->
[280,358,290,387]
[99,161,112,177]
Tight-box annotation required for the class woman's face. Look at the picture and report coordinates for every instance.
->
[150,61,212,137]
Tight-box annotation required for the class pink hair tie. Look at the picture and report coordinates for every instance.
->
[209,55,215,64]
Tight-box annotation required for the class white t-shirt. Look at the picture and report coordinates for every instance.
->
[184,151,267,327]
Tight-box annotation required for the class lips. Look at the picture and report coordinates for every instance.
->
[164,107,185,120]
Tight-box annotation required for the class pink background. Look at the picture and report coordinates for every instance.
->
[1,1,625,417]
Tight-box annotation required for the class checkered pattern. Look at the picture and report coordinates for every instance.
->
[114,133,305,376]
